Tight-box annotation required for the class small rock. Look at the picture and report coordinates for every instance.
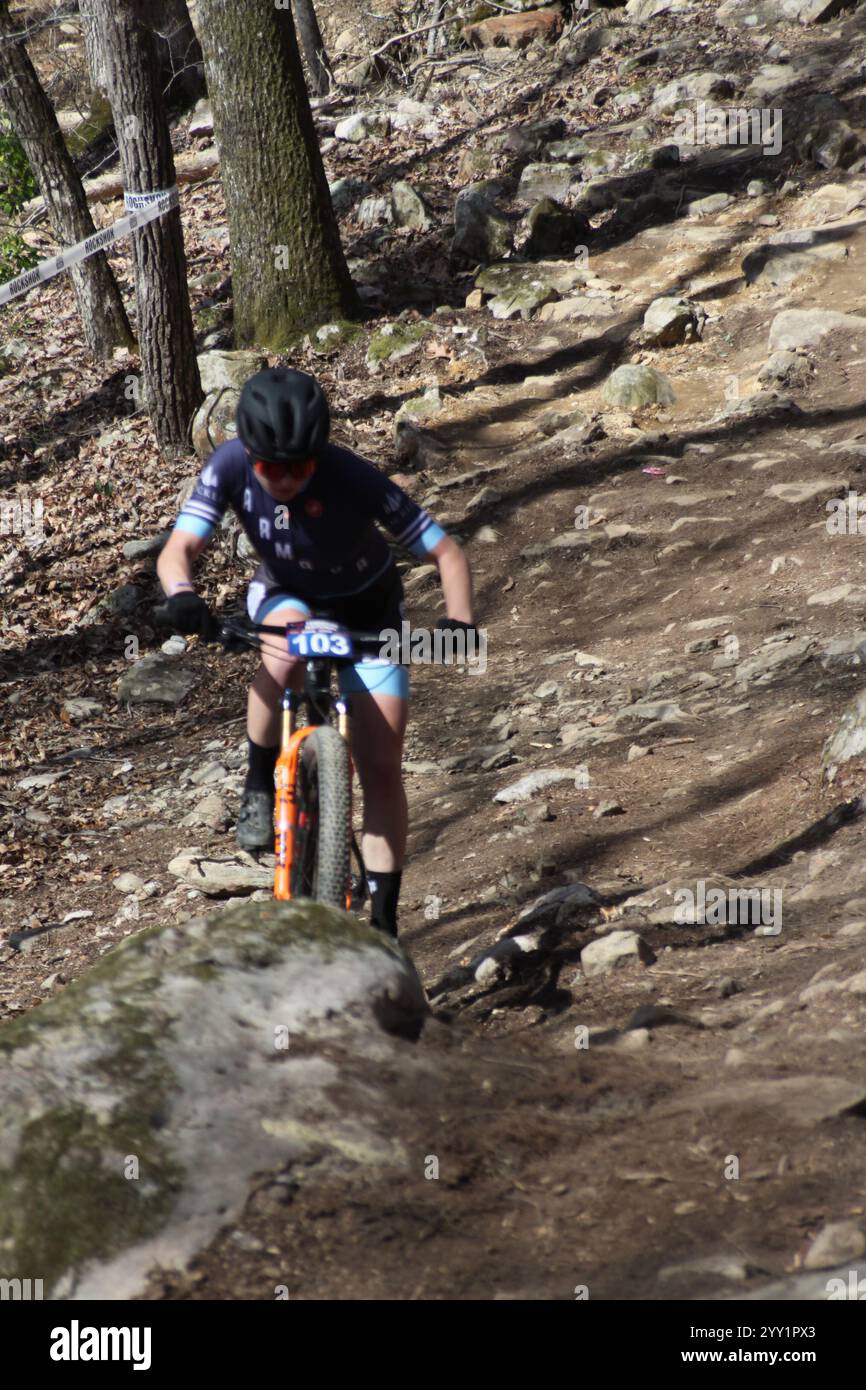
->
[516,881,601,929]
[181,793,231,831]
[334,111,390,143]
[765,479,846,505]
[803,1220,866,1271]
[113,873,145,894]
[524,197,590,257]
[593,800,625,819]
[188,99,213,138]
[494,768,589,803]
[757,350,813,389]
[62,698,104,724]
[167,850,272,896]
[581,930,656,977]
[659,1253,754,1283]
[822,689,866,779]
[117,654,196,706]
[533,680,559,701]
[122,533,171,561]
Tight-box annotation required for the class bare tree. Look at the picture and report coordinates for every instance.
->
[86,0,202,451]
[0,0,134,359]
[292,0,333,98]
[194,0,357,346]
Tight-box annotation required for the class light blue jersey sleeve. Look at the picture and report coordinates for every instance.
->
[173,446,241,542]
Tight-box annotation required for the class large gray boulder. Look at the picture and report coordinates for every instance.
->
[391,180,433,231]
[196,350,265,394]
[117,654,196,706]
[602,364,675,408]
[791,93,866,169]
[516,162,575,205]
[743,229,848,287]
[452,182,513,262]
[329,177,373,215]
[717,0,854,24]
[0,901,427,1299]
[768,309,866,351]
[823,690,866,780]
[191,387,240,458]
[642,297,706,346]
[524,198,590,257]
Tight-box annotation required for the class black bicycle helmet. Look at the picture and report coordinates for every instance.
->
[236,367,330,463]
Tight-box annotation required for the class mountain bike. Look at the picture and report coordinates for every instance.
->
[155,604,479,912]
[265,615,387,911]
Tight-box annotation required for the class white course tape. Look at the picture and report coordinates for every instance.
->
[124,188,175,212]
[0,185,179,308]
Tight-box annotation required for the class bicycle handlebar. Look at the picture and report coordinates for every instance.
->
[152,604,400,659]
[153,606,479,665]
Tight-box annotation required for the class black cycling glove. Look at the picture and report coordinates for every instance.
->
[157,591,218,639]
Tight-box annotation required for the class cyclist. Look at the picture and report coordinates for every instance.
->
[156,366,477,939]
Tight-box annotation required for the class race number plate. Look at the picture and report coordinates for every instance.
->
[287,621,354,659]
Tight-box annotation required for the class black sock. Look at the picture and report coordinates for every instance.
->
[245,738,280,794]
[367,869,402,939]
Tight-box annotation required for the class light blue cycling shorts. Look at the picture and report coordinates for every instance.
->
[247,575,410,701]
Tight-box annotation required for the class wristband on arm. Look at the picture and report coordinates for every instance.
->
[168,581,196,596]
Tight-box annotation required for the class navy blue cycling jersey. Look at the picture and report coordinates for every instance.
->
[174,439,446,601]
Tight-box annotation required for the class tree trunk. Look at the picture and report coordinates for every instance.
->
[195,0,358,347]
[87,0,203,453]
[0,1,134,360]
[83,0,204,106]
[292,0,333,97]
[150,0,206,105]
[81,2,110,97]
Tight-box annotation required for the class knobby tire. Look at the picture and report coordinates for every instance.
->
[290,725,351,908]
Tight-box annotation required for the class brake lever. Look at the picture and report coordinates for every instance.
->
[218,623,256,654]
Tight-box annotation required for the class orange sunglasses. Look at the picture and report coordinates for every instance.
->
[251,455,317,481]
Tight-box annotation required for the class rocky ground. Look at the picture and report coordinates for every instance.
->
[3,0,866,1301]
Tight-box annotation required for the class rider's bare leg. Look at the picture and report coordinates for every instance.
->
[247,604,309,747]
[348,690,408,873]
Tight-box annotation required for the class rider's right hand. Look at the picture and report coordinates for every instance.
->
[157,591,219,640]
